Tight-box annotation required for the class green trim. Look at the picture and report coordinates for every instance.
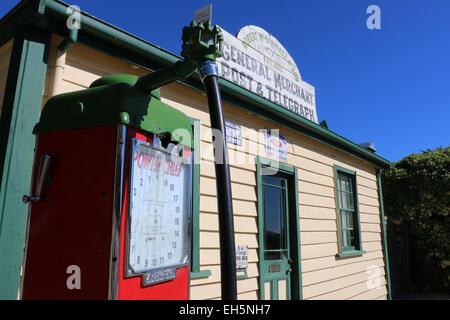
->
[376,169,392,300]
[42,0,180,69]
[334,164,364,255]
[292,167,303,300]
[0,0,390,169]
[190,270,212,279]
[190,118,200,272]
[0,0,44,49]
[335,250,366,259]
[236,268,248,280]
[256,156,302,300]
[258,156,295,174]
[0,28,50,299]
[256,157,265,299]
[334,164,356,176]
[188,118,211,279]
[271,280,278,300]
[57,27,78,52]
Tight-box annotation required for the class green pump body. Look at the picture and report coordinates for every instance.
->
[34,74,193,148]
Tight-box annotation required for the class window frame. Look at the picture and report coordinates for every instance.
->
[262,175,289,261]
[189,118,211,279]
[334,165,365,258]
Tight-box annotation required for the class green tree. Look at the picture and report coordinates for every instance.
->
[382,147,450,292]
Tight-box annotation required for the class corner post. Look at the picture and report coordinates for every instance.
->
[377,168,392,300]
[0,28,50,300]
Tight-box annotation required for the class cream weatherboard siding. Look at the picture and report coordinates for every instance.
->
[43,34,148,107]
[42,35,388,300]
[160,84,387,300]
[0,39,13,115]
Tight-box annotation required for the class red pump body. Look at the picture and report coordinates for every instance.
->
[22,125,189,299]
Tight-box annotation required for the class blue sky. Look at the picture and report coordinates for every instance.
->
[1,0,449,162]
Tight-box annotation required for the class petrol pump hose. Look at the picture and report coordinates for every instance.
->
[199,61,237,300]
[178,20,237,300]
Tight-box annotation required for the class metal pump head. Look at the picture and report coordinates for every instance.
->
[181,20,223,65]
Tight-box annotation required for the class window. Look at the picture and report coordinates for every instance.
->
[334,165,365,258]
[262,175,288,261]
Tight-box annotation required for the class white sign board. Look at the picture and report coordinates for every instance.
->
[266,130,288,162]
[225,119,242,146]
[217,25,318,123]
[127,139,190,276]
[236,245,248,269]
[194,4,212,24]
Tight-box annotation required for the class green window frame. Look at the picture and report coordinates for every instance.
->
[334,165,365,258]
[189,118,211,279]
[262,175,289,261]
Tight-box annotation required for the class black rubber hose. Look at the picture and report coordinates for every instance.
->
[201,70,237,300]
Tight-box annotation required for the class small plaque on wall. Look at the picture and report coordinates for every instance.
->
[225,120,242,146]
[236,245,248,269]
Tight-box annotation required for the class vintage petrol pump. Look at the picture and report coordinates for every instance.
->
[20,16,234,299]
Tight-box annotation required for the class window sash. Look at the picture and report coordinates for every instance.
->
[335,169,360,252]
[263,176,288,261]
[340,210,355,250]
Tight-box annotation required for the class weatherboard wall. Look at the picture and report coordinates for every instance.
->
[39,35,387,300]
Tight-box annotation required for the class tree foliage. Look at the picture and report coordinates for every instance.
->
[382,147,450,291]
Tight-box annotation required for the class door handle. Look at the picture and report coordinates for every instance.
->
[286,268,292,274]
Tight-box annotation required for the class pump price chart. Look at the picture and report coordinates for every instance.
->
[127,139,190,277]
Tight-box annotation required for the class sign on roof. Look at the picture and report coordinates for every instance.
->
[217,25,318,123]
[194,4,212,24]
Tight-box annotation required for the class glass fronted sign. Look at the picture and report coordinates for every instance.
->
[125,138,191,284]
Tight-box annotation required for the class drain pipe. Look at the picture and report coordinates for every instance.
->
[57,28,78,52]
[199,61,237,300]
[50,28,78,97]
[49,48,65,97]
